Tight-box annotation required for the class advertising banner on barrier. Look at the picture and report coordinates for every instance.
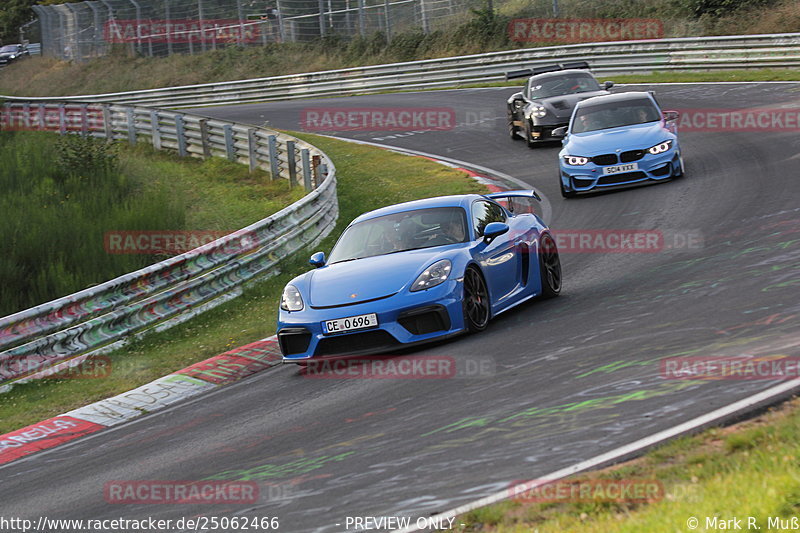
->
[509,18,664,43]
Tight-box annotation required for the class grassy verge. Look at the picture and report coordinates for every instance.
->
[0,134,484,434]
[0,132,299,316]
[455,395,800,532]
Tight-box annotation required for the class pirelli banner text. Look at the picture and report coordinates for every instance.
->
[104,19,261,44]
[509,18,664,43]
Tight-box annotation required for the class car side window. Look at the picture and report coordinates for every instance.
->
[471,201,506,238]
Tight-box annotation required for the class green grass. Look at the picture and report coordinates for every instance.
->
[0,133,484,434]
[0,131,300,317]
[454,397,800,532]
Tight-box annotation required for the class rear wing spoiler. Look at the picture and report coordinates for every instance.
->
[485,189,542,202]
[505,60,590,81]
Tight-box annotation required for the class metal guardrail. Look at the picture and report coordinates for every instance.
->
[0,100,338,386]
[5,33,798,109]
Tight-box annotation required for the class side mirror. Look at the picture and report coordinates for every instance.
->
[552,126,568,137]
[309,251,326,267]
[604,81,614,90]
[663,110,680,122]
[483,222,509,243]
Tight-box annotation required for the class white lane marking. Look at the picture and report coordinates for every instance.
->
[393,375,800,532]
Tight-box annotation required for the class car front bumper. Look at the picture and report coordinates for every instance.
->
[560,149,681,193]
[277,279,465,362]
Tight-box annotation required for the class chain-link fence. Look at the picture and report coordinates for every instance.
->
[33,0,473,60]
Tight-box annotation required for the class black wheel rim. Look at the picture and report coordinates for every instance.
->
[541,235,562,292]
[464,268,489,328]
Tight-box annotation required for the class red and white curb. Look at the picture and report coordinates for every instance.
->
[0,336,281,465]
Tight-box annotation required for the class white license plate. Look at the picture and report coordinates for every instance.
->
[323,313,378,334]
[602,163,639,175]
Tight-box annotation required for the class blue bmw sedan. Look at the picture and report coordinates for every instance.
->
[556,91,684,198]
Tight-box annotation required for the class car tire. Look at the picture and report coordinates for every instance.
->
[509,116,521,140]
[525,121,537,149]
[539,233,562,298]
[462,266,490,332]
[672,154,685,178]
[560,179,577,199]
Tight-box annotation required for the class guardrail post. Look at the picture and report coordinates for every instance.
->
[38,105,46,131]
[301,148,312,191]
[247,128,258,173]
[126,107,136,145]
[175,114,187,157]
[22,103,31,129]
[2,102,11,130]
[312,154,321,188]
[150,110,161,150]
[58,103,67,135]
[199,119,212,158]
[223,124,236,161]
[80,104,89,136]
[286,140,298,187]
[267,135,280,180]
[102,104,113,141]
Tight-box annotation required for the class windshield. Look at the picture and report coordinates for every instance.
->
[328,207,469,264]
[528,73,601,99]
[571,98,661,133]
[0,45,20,53]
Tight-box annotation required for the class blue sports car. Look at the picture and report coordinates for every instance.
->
[277,191,562,362]
[555,91,684,198]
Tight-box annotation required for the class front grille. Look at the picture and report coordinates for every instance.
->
[278,328,312,356]
[592,154,618,166]
[572,176,595,188]
[315,330,399,357]
[598,172,647,185]
[651,164,671,176]
[620,150,645,163]
[398,305,451,335]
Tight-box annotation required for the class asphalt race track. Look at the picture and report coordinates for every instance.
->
[2,83,799,532]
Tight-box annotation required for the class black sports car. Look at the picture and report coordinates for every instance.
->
[0,44,29,66]
[507,62,614,147]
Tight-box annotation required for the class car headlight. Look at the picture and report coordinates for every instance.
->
[9,55,16,59]
[410,259,452,292]
[648,140,673,155]
[280,284,304,311]
[531,105,546,118]
[563,155,590,166]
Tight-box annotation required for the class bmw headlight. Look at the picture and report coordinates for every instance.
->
[280,285,304,311]
[563,155,590,166]
[411,259,452,292]
[648,140,673,155]
[531,105,546,118]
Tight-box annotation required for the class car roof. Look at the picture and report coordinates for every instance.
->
[576,91,655,109]
[352,194,486,223]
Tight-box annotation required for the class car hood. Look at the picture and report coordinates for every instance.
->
[536,91,608,120]
[306,248,453,308]
[563,122,672,156]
